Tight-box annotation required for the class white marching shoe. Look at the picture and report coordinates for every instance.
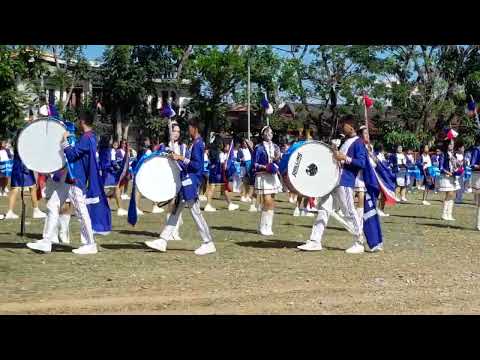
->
[58,215,71,244]
[145,238,167,252]
[400,197,408,202]
[204,204,217,212]
[72,244,98,255]
[422,200,431,206]
[228,203,239,211]
[259,210,274,236]
[302,209,315,217]
[117,208,128,216]
[152,204,165,214]
[26,239,52,253]
[4,210,19,220]
[121,194,130,200]
[32,208,47,219]
[194,242,216,255]
[345,242,365,254]
[240,196,249,203]
[369,243,384,252]
[293,207,300,217]
[377,209,389,217]
[448,200,456,221]
[136,208,144,216]
[249,204,258,212]
[297,241,323,251]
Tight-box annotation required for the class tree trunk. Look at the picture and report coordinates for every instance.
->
[123,119,130,141]
[65,74,78,110]
[115,107,123,141]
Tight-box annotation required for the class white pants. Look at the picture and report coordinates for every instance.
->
[310,186,363,244]
[160,199,213,244]
[44,182,95,245]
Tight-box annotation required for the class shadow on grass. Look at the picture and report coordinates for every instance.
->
[211,226,258,234]
[417,222,474,231]
[295,224,348,232]
[101,242,147,250]
[0,242,27,249]
[115,229,159,237]
[235,239,303,249]
[16,233,42,240]
[390,214,438,220]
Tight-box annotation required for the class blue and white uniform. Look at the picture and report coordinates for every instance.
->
[438,150,461,192]
[99,146,120,187]
[253,141,282,195]
[309,136,367,248]
[391,152,412,188]
[10,130,36,188]
[158,136,214,245]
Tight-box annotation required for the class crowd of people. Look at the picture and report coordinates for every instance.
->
[1,108,480,256]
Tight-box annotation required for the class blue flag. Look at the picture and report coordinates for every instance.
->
[361,156,383,249]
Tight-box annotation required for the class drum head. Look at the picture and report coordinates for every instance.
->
[286,141,340,198]
[17,119,66,173]
[135,155,181,202]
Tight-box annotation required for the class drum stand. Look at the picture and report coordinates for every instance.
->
[20,178,26,237]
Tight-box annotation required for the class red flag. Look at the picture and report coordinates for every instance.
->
[363,95,374,109]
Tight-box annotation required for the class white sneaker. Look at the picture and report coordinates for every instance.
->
[72,244,98,255]
[249,204,258,212]
[194,242,216,255]
[260,228,274,236]
[240,196,248,203]
[297,241,323,251]
[5,210,19,220]
[228,203,239,211]
[145,239,167,252]
[345,243,365,254]
[204,204,217,212]
[369,243,384,252]
[422,200,431,206]
[199,195,207,202]
[304,210,315,217]
[293,207,300,217]
[401,197,408,202]
[152,205,165,214]
[117,208,128,216]
[136,208,144,216]
[26,239,52,253]
[467,188,473,193]
[32,208,47,219]
[121,194,130,200]
[377,209,389,217]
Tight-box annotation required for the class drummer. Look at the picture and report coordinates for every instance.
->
[145,118,216,255]
[253,126,282,236]
[297,115,367,253]
[4,112,47,220]
[27,111,111,255]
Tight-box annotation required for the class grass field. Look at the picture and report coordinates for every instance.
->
[1,189,480,314]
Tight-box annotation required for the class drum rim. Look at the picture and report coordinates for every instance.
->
[17,117,67,174]
[285,140,341,198]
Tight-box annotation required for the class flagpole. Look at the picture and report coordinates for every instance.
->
[363,91,370,143]
[247,56,251,141]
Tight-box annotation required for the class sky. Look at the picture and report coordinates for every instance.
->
[85,45,106,60]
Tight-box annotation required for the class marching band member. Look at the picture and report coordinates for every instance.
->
[204,138,239,212]
[145,118,216,255]
[455,143,467,204]
[253,126,282,236]
[27,111,111,255]
[373,143,391,216]
[98,135,128,216]
[470,138,480,230]
[238,139,252,203]
[297,115,367,253]
[198,146,209,202]
[438,141,462,221]
[117,139,130,200]
[391,145,411,202]
[0,139,13,197]
[5,114,46,220]
[417,144,433,206]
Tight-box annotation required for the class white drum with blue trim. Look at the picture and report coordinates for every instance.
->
[17,117,67,174]
[280,141,340,198]
[135,154,181,202]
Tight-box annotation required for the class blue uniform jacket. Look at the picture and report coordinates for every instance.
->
[339,138,367,188]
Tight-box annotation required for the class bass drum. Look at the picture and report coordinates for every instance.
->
[17,117,67,174]
[280,141,340,198]
[135,154,181,202]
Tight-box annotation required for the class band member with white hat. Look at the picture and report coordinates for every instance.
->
[145,118,216,255]
[438,140,462,221]
[252,126,282,236]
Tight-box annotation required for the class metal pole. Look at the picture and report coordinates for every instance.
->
[247,58,251,141]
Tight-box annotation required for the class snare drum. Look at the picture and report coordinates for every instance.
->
[135,153,181,202]
[280,141,340,198]
[17,117,67,174]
